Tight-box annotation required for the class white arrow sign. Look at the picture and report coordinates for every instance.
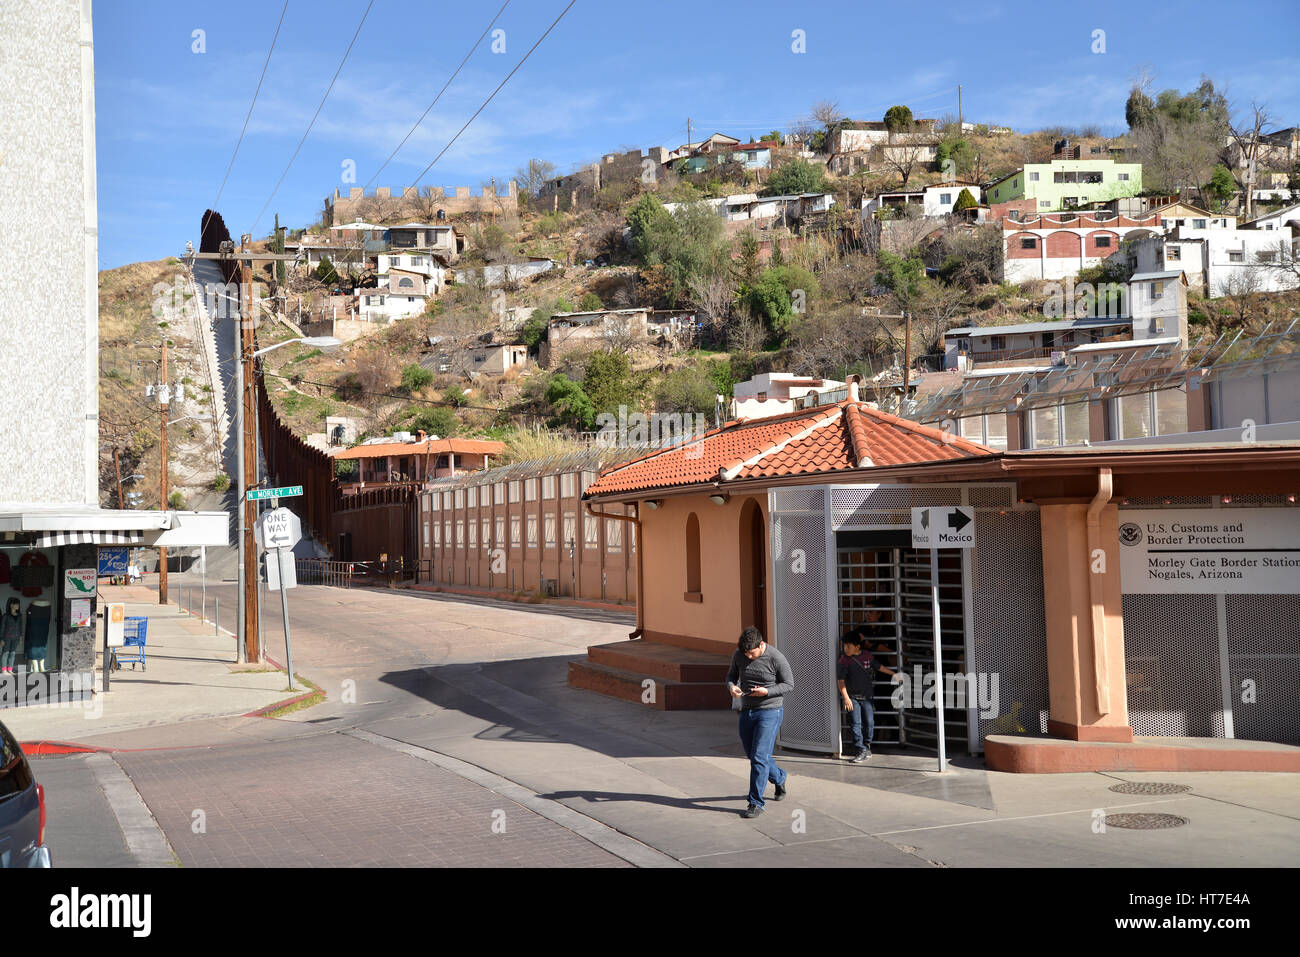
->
[255,507,302,551]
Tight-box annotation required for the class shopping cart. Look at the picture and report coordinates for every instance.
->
[115,616,148,671]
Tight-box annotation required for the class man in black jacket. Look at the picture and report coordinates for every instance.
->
[726,626,794,819]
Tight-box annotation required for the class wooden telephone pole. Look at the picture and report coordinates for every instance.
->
[239,245,260,663]
[158,337,170,605]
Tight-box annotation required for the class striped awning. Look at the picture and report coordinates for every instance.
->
[34,529,144,548]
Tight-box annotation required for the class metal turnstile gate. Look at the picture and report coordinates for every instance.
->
[835,543,968,755]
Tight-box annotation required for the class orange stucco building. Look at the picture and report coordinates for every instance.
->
[575,384,1300,772]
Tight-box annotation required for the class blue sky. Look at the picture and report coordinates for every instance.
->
[94,0,1300,269]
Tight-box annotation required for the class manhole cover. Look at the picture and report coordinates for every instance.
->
[1105,813,1188,829]
[1108,781,1192,795]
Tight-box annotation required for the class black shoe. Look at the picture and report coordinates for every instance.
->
[741,804,765,819]
[773,782,787,801]
[852,749,870,764]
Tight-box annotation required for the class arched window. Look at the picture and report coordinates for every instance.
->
[398,277,414,288]
[685,512,701,598]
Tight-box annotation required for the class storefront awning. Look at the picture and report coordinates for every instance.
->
[0,505,229,548]
[33,529,144,547]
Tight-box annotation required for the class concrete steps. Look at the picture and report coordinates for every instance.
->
[568,638,732,711]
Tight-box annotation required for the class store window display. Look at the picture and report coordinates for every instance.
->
[1,598,21,673]
[0,547,59,675]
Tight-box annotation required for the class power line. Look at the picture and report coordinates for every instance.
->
[249,0,376,237]
[260,370,549,421]
[406,0,577,190]
[212,0,290,212]
[361,0,512,193]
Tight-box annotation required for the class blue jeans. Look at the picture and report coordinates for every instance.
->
[738,706,787,809]
[846,696,875,751]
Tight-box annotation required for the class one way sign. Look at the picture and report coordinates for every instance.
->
[911,506,975,549]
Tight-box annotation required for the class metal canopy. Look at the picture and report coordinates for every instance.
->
[889,319,1300,423]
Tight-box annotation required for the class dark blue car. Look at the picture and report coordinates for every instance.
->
[0,719,50,867]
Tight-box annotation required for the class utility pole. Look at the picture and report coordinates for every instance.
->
[687,117,691,151]
[958,85,963,130]
[158,337,170,605]
[902,310,912,409]
[113,446,124,509]
[239,237,261,664]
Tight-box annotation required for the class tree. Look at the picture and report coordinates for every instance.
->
[936,138,975,179]
[443,385,468,408]
[1228,99,1274,221]
[1125,81,1156,129]
[545,373,595,430]
[742,264,818,344]
[515,158,557,195]
[579,291,604,311]
[315,256,339,286]
[583,350,636,417]
[762,159,827,197]
[408,406,459,438]
[1212,267,1265,333]
[881,132,933,186]
[811,100,844,131]
[688,269,737,338]
[953,187,978,213]
[883,105,914,134]
[764,129,784,144]
[875,250,926,316]
[1126,75,1230,205]
[1205,164,1237,211]
[400,363,434,392]
[654,365,719,417]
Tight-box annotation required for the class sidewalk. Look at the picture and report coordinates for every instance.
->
[3,588,308,747]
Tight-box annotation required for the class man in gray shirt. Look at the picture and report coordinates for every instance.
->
[726,626,794,818]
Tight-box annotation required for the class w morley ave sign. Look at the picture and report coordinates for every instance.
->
[1118,509,1300,594]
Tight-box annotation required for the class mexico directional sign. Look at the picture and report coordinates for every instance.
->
[911,506,975,549]
[247,485,302,502]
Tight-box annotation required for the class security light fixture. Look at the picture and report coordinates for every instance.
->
[644,500,662,510]
[709,493,729,506]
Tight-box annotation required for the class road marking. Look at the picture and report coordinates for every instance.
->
[343,727,683,869]
[86,753,178,867]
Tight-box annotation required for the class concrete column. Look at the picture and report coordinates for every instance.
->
[1005,407,1025,450]
[1185,370,1211,432]
[1038,501,1133,741]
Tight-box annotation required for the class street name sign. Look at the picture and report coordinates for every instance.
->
[911,506,975,549]
[247,485,302,502]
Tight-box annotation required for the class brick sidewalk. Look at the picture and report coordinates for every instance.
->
[114,731,628,868]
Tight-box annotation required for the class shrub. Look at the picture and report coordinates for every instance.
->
[408,406,458,437]
[579,291,604,311]
[168,491,186,509]
[211,473,230,493]
[401,363,434,392]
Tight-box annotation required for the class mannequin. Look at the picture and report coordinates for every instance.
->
[25,599,51,672]
[1,597,20,674]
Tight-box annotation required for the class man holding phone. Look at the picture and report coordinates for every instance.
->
[726,626,794,819]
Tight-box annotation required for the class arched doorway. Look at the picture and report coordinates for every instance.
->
[738,498,768,637]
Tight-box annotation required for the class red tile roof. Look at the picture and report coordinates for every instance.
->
[585,401,992,496]
[331,438,505,460]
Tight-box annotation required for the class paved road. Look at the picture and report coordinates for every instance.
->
[46,576,1300,868]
